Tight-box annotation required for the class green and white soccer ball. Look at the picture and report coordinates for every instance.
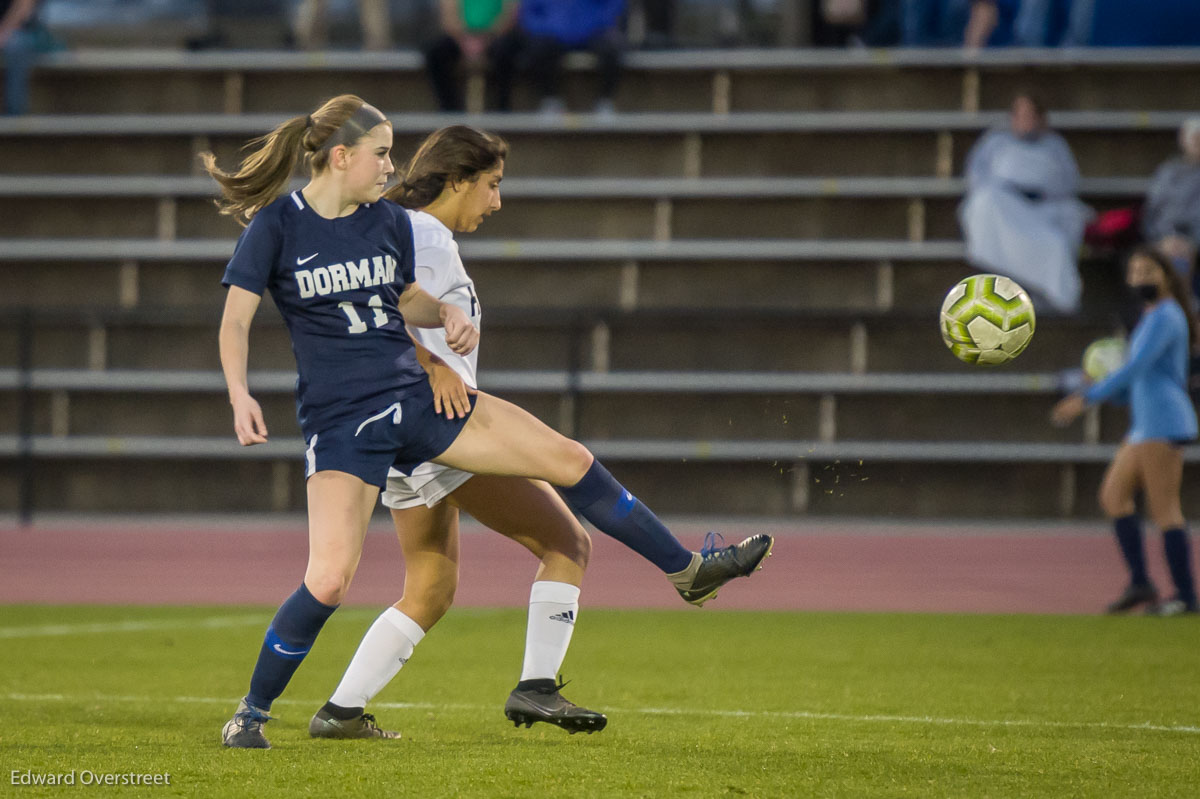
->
[939,274,1036,365]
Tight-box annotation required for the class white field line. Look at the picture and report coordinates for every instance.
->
[3,692,1197,736]
[0,609,381,639]
[0,615,269,638]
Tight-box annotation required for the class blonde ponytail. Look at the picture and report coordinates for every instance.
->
[202,95,388,225]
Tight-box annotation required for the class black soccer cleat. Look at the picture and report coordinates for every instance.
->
[221,698,272,749]
[1104,582,1159,614]
[309,707,401,740]
[504,677,607,735]
[674,532,774,606]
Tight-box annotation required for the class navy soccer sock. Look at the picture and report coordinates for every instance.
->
[245,583,338,712]
[559,459,693,574]
[1113,514,1150,587]
[1162,527,1197,606]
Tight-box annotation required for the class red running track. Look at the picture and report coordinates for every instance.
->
[3,520,1192,614]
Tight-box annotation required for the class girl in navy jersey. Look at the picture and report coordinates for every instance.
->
[1053,247,1199,616]
[210,98,773,749]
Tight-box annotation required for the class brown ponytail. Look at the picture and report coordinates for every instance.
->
[202,94,389,225]
[387,125,507,210]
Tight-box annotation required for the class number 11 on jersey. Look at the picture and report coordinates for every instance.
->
[338,295,389,334]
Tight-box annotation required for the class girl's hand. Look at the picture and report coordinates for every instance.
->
[1050,393,1086,428]
[427,362,476,419]
[440,305,479,355]
[231,392,269,445]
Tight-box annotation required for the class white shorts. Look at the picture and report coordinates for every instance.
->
[380,461,473,510]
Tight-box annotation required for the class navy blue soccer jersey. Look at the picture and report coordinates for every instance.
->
[221,191,427,436]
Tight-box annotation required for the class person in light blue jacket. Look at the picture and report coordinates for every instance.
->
[1053,247,1199,616]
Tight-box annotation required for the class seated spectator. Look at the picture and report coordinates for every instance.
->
[1142,117,1200,285]
[425,0,519,112]
[491,0,625,114]
[958,93,1092,314]
[901,0,1016,47]
[292,0,391,51]
[1,0,37,115]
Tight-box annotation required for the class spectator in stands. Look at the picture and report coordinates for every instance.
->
[424,0,519,112]
[0,0,37,115]
[958,93,1091,313]
[491,0,626,114]
[292,0,391,51]
[1142,117,1200,289]
[901,0,1016,47]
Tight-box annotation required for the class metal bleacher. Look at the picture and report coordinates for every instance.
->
[4,47,1200,520]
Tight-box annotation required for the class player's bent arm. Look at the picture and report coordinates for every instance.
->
[395,282,479,355]
[1085,310,1173,406]
[219,286,269,445]
[410,336,475,419]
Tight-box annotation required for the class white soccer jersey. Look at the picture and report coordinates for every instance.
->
[405,209,481,387]
[380,209,480,509]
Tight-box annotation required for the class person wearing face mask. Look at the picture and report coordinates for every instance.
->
[958,93,1093,314]
[1052,247,1200,617]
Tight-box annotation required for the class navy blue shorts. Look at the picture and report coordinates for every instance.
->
[303,383,475,488]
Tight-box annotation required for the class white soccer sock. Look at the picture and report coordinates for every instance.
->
[520,581,581,682]
[329,607,425,709]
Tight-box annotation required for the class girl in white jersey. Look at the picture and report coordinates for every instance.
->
[311,126,606,736]
[212,102,772,749]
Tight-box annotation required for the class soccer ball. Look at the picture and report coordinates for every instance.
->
[1082,337,1126,380]
[939,274,1036,365]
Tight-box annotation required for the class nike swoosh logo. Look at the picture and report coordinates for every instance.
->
[272,643,306,656]
[296,252,318,265]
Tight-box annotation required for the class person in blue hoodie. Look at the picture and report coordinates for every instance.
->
[1053,247,1200,616]
[491,0,625,114]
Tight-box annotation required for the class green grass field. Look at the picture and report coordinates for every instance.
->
[2,605,1198,798]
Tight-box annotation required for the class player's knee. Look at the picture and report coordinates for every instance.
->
[552,438,593,485]
[1098,486,1131,518]
[1146,501,1184,530]
[568,528,592,569]
[410,571,458,622]
[304,571,352,606]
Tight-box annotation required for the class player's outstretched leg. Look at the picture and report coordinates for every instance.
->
[436,395,777,606]
[504,676,607,735]
[668,532,774,607]
[556,459,775,606]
